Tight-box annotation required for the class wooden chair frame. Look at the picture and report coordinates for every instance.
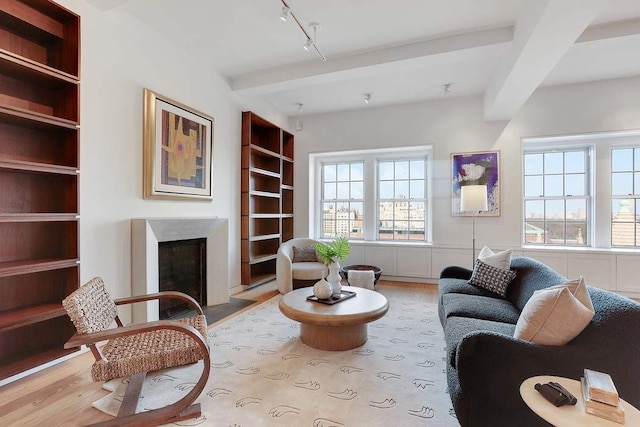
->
[65,291,211,427]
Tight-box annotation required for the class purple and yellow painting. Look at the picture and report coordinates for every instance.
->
[160,111,206,189]
[452,151,500,216]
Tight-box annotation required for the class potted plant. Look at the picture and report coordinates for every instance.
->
[314,237,351,296]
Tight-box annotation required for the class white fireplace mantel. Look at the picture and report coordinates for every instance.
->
[131,217,229,323]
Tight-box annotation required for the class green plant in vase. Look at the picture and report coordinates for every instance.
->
[314,237,351,296]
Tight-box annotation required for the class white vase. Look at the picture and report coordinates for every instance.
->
[327,260,342,296]
[313,278,333,300]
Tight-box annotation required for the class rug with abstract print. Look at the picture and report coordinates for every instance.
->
[93,289,460,426]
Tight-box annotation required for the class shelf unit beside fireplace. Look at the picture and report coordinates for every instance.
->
[0,0,80,380]
[241,111,294,287]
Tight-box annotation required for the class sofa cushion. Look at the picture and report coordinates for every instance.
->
[443,293,521,324]
[478,246,512,270]
[292,246,318,262]
[514,277,595,345]
[507,257,568,311]
[438,277,499,298]
[468,259,516,297]
[444,316,516,368]
[291,262,326,280]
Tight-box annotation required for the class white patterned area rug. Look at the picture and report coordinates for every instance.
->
[93,289,459,426]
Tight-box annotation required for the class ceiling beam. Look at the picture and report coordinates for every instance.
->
[231,27,513,96]
[483,0,606,121]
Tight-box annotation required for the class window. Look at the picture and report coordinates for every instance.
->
[313,147,431,243]
[320,162,364,239]
[611,147,640,247]
[523,149,589,246]
[378,159,426,240]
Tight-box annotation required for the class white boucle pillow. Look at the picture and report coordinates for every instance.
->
[514,276,595,345]
[477,246,512,270]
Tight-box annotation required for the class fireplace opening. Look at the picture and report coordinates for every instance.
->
[158,238,207,319]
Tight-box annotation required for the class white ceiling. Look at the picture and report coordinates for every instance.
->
[88,0,640,119]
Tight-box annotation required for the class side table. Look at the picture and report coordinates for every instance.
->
[520,375,640,426]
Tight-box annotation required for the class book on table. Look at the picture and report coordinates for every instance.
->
[581,376,625,425]
[583,368,619,407]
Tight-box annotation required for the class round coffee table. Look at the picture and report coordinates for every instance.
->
[279,287,389,351]
[520,375,640,426]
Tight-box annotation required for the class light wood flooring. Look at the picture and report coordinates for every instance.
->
[0,280,438,426]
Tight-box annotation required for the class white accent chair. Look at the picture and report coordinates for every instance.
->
[276,238,327,294]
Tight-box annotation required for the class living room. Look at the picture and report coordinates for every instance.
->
[1,0,640,425]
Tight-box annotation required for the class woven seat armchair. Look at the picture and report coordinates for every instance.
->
[63,277,210,427]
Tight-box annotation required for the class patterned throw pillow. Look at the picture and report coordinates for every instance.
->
[292,246,318,263]
[468,259,516,297]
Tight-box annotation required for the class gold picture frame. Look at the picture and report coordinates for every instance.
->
[143,88,214,200]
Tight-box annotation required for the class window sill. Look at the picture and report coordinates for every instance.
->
[521,245,640,255]
[321,239,431,248]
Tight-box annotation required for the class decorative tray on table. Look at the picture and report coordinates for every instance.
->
[307,290,356,305]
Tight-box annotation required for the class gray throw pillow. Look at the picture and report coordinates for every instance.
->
[292,246,317,262]
[468,259,516,298]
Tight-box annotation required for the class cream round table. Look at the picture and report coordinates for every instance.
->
[279,287,389,351]
[520,375,640,426]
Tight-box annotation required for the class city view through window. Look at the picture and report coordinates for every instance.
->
[523,150,588,245]
[611,147,640,246]
[524,144,640,247]
[320,158,427,241]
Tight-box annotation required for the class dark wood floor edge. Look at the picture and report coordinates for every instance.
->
[207,290,280,329]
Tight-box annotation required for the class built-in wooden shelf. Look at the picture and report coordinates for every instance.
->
[249,233,281,242]
[0,303,65,332]
[0,158,78,175]
[0,213,79,222]
[0,257,79,278]
[0,104,78,129]
[250,167,280,179]
[249,254,278,265]
[0,0,80,380]
[250,190,280,199]
[241,111,294,287]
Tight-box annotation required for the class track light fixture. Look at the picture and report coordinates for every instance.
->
[280,0,326,61]
[280,5,290,22]
[296,103,304,112]
[364,93,372,104]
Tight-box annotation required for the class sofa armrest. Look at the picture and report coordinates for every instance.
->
[440,265,472,280]
[455,330,640,422]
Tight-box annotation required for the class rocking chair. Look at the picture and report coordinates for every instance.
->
[63,277,210,426]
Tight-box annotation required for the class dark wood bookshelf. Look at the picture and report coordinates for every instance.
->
[0,0,80,380]
[241,111,294,287]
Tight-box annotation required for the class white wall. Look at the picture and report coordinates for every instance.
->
[292,76,640,290]
[56,0,288,322]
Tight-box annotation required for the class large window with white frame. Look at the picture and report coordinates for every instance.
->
[378,159,426,240]
[320,162,364,239]
[523,147,590,246]
[314,147,431,243]
[523,130,640,249]
[611,147,640,247]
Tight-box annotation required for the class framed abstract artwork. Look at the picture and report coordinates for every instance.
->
[451,151,500,216]
[143,88,214,200]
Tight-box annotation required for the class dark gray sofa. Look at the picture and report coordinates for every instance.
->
[438,256,640,427]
